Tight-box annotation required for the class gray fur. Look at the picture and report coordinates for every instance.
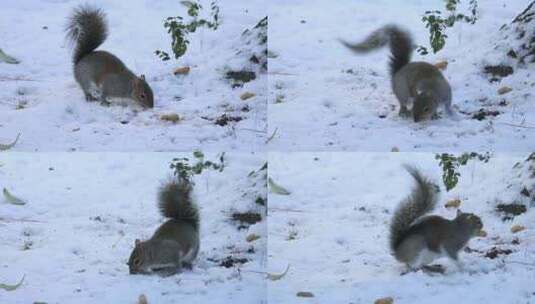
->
[340,24,454,121]
[66,5,154,108]
[128,178,200,275]
[394,213,483,269]
[390,165,438,253]
[393,62,452,122]
[390,167,484,270]
[158,178,200,231]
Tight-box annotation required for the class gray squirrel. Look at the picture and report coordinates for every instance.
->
[128,177,200,276]
[340,25,453,122]
[389,165,483,272]
[66,5,154,108]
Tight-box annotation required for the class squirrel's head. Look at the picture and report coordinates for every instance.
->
[455,210,484,236]
[128,239,150,275]
[412,91,438,122]
[133,74,154,108]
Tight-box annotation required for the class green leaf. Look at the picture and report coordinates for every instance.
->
[268,178,291,195]
[0,133,21,151]
[0,48,20,64]
[0,275,25,291]
[3,188,27,205]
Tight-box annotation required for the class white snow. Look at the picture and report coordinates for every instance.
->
[268,0,535,151]
[0,152,267,303]
[0,0,267,151]
[268,152,535,303]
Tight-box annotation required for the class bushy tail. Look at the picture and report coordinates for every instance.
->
[389,165,438,252]
[158,177,200,231]
[66,5,108,64]
[339,25,413,76]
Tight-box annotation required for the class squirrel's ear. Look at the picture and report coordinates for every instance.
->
[135,239,141,246]
[140,74,145,81]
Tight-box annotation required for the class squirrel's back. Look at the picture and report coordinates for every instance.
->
[389,165,438,253]
[66,5,108,64]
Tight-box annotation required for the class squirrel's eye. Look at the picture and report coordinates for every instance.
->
[140,94,146,99]
[424,107,429,112]
[134,259,141,266]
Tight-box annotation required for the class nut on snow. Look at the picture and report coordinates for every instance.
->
[240,92,256,100]
[497,86,513,95]
[173,66,190,75]
[434,60,448,70]
[375,297,394,304]
[160,113,180,123]
[246,233,261,242]
[138,294,148,304]
[511,225,525,233]
[445,199,461,209]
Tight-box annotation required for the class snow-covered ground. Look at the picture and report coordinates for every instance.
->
[0,152,267,303]
[268,0,535,151]
[268,152,535,303]
[0,0,266,151]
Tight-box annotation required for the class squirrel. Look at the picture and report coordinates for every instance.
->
[128,177,200,276]
[66,5,154,108]
[389,165,483,272]
[340,25,453,122]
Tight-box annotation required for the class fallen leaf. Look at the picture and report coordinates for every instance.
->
[267,264,290,281]
[0,133,21,151]
[268,178,291,195]
[0,48,20,64]
[497,86,512,95]
[240,92,256,100]
[3,188,27,205]
[296,291,314,298]
[0,275,25,291]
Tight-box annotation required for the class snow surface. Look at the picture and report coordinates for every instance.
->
[268,0,535,151]
[0,0,267,151]
[0,152,267,303]
[268,152,535,304]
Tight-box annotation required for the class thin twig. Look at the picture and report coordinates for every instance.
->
[268,72,298,76]
[0,217,45,223]
[507,260,535,267]
[0,76,38,82]
[266,127,278,143]
[239,128,266,134]
[498,122,535,129]
[268,207,306,213]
